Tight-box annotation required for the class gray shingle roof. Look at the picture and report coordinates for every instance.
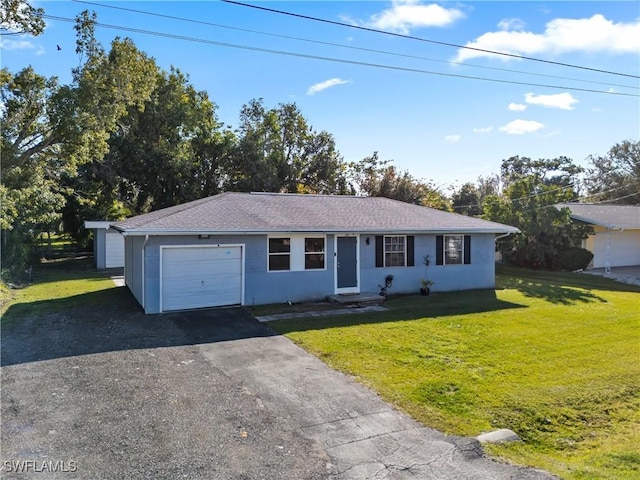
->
[113,192,520,234]
[558,203,640,230]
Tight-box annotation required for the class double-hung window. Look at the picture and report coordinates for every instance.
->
[305,238,325,270]
[444,235,463,265]
[375,235,414,268]
[268,235,326,271]
[384,236,406,267]
[268,238,290,271]
[435,235,471,265]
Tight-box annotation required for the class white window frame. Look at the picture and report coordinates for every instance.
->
[443,235,464,265]
[268,237,291,271]
[384,235,406,268]
[267,234,326,272]
[304,237,326,270]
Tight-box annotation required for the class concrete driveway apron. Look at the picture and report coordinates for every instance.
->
[200,315,556,480]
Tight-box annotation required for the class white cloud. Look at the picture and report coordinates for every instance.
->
[472,126,493,133]
[498,18,526,31]
[454,14,640,62]
[499,119,544,135]
[307,78,350,96]
[445,134,461,143]
[0,38,36,50]
[524,92,578,110]
[367,0,465,34]
[508,103,527,111]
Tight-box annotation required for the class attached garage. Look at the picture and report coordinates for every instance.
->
[160,245,243,312]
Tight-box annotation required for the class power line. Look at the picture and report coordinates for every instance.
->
[73,0,637,92]
[456,182,639,213]
[222,0,640,80]
[43,14,640,98]
[453,182,578,210]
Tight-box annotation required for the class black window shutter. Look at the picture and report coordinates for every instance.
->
[375,236,383,267]
[407,236,414,266]
[464,235,471,264]
[436,236,443,265]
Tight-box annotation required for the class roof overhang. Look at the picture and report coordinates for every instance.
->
[567,213,623,230]
[115,227,521,237]
[84,221,115,230]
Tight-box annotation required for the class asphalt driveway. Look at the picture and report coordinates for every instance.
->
[1,297,555,479]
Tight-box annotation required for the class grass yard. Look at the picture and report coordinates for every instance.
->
[0,257,119,325]
[270,266,640,479]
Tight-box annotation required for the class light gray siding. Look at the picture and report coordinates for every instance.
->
[93,229,106,269]
[139,235,337,313]
[128,232,498,314]
[359,234,496,296]
[124,236,145,308]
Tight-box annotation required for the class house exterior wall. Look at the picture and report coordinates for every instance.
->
[359,233,496,295]
[128,232,499,314]
[139,234,336,314]
[124,236,145,307]
[105,230,125,268]
[587,227,640,268]
[93,229,106,269]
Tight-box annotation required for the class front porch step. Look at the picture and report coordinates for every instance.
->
[326,292,385,306]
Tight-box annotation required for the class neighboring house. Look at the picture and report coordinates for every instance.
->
[557,203,640,270]
[84,221,125,269]
[112,192,520,314]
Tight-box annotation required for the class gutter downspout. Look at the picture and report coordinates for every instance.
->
[495,232,514,263]
[604,227,624,274]
[142,234,149,310]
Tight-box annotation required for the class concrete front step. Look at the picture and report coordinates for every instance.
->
[326,292,385,306]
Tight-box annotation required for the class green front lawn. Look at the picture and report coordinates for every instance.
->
[0,258,119,325]
[270,267,640,479]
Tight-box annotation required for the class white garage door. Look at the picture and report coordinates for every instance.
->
[161,246,242,312]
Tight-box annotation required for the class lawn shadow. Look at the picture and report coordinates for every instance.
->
[1,287,276,367]
[272,289,527,335]
[496,266,640,305]
[498,277,610,305]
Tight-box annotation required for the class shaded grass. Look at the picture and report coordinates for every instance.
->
[1,257,118,325]
[271,268,640,480]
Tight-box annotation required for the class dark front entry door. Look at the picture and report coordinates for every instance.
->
[337,236,358,289]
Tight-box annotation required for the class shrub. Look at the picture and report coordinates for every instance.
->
[553,247,593,271]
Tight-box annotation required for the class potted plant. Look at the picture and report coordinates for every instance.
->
[420,278,434,296]
[420,254,433,295]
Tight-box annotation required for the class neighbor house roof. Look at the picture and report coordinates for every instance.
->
[113,192,520,235]
[557,203,640,230]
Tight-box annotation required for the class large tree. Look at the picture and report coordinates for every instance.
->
[349,152,450,209]
[1,11,158,277]
[483,156,590,269]
[584,140,640,204]
[226,99,349,194]
[99,67,234,214]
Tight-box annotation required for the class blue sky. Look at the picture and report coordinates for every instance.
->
[3,1,639,190]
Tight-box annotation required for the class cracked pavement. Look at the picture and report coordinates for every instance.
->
[2,304,556,479]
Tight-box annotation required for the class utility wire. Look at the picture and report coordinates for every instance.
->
[454,182,639,212]
[222,0,640,80]
[73,0,637,91]
[43,14,640,98]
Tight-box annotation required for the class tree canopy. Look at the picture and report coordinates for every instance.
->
[0,0,45,36]
[584,139,640,204]
[1,6,635,281]
[482,156,591,269]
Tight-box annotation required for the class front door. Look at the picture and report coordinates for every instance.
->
[336,236,359,293]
